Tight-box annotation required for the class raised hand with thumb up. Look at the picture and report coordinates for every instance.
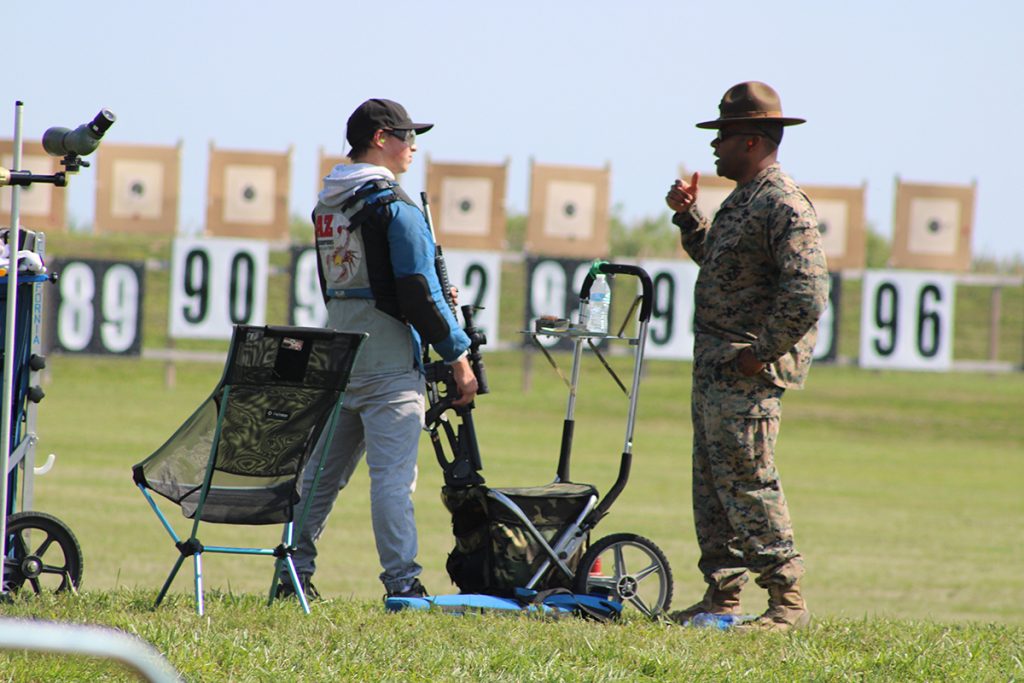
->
[665,171,700,213]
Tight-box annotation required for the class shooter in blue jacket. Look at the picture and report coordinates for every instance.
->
[281,98,477,600]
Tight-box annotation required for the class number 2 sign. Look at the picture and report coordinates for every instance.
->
[859,270,954,371]
[168,237,268,339]
[439,248,501,345]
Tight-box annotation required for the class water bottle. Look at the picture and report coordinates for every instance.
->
[688,612,739,630]
[585,273,610,334]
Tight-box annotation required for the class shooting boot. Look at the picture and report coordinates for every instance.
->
[668,584,742,625]
[385,578,428,600]
[741,583,810,631]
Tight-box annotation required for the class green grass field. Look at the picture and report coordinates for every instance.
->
[3,232,1022,679]
[2,351,1022,680]
[26,351,1024,620]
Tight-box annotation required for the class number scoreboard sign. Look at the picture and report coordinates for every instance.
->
[168,237,268,339]
[49,258,145,355]
[635,259,698,360]
[287,246,500,343]
[859,270,954,370]
[812,273,842,363]
[439,248,501,345]
[628,261,838,363]
[288,246,327,328]
[523,257,593,350]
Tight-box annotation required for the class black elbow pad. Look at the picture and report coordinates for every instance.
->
[395,274,450,343]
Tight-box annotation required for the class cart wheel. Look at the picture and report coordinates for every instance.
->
[3,511,83,594]
[573,532,672,618]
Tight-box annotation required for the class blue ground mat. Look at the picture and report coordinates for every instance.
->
[385,590,622,620]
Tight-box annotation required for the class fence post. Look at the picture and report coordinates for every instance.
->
[988,286,1002,363]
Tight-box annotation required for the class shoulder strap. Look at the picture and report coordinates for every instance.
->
[340,179,400,231]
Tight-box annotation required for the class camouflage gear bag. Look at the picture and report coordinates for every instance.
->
[442,483,596,595]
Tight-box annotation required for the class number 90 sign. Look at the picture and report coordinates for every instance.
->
[168,237,269,340]
[859,270,954,371]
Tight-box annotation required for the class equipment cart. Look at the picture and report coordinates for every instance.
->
[1,228,82,594]
[427,261,674,617]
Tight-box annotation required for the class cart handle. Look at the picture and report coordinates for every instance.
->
[579,263,654,322]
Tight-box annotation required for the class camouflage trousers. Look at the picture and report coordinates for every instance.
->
[690,358,804,590]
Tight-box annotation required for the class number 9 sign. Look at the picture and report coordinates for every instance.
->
[289,246,327,328]
[168,237,268,339]
[859,270,954,370]
[636,259,698,360]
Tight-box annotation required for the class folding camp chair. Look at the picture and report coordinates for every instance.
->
[132,325,365,615]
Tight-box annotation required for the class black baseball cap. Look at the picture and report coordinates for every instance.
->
[346,99,434,147]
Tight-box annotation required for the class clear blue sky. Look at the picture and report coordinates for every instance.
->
[5,1,1022,261]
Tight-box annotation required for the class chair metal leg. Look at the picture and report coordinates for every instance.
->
[267,557,282,606]
[283,557,311,614]
[267,555,311,614]
[194,553,204,616]
[155,555,186,608]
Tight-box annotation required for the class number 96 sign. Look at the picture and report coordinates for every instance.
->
[168,237,268,339]
[859,270,954,371]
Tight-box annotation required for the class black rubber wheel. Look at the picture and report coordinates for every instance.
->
[572,532,673,618]
[3,511,83,594]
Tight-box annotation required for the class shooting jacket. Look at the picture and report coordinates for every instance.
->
[313,163,469,377]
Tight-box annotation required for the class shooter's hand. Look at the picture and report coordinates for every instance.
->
[450,356,479,407]
[450,286,460,306]
[666,172,699,213]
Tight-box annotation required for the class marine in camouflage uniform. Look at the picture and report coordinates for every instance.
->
[666,82,828,630]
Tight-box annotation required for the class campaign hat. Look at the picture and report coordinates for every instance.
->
[696,81,805,129]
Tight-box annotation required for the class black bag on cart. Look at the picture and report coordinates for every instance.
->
[442,482,596,596]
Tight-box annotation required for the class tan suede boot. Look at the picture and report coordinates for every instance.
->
[742,583,810,631]
[669,585,742,625]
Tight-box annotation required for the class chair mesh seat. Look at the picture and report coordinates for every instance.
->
[132,321,366,614]
[134,326,364,525]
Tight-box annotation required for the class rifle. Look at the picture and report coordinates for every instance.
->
[419,191,489,486]
[420,191,458,320]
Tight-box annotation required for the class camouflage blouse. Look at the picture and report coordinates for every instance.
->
[673,164,829,389]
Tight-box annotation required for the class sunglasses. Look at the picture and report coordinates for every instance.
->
[713,129,763,144]
[385,129,416,145]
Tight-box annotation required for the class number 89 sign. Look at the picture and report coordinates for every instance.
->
[168,237,269,339]
[859,270,954,371]
[51,258,144,355]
